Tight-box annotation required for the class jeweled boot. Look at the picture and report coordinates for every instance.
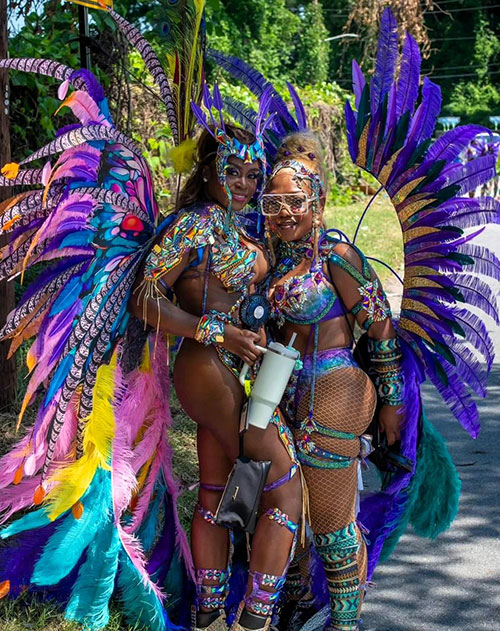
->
[230,602,272,631]
[192,609,228,631]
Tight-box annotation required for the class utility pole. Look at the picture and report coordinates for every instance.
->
[0,0,18,408]
[78,4,91,70]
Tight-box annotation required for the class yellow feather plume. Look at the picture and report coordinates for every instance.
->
[1,162,20,180]
[141,338,152,373]
[169,138,198,174]
[45,355,117,521]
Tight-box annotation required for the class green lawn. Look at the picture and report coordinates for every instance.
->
[0,191,405,630]
[326,191,404,292]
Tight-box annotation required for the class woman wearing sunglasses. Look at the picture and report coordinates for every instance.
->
[261,132,404,631]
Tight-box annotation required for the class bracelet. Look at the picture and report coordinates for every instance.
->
[367,337,404,406]
[194,313,225,345]
[375,368,405,406]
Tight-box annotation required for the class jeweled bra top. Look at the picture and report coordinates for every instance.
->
[144,202,257,293]
[272,234,346,326]
[272,232,390,330]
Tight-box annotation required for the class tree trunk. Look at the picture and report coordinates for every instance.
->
[0,0,18,408]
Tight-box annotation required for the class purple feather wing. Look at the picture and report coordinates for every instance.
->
[346,8,500,443]
[395,33,421,117]
[351,59,365,110]
[370,7,398,114]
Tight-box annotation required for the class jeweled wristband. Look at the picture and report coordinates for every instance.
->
[367,337,404,406]
[375,370,404,405]
[194,313,225,346]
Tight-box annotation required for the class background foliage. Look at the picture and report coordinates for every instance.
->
[8,0,500,195]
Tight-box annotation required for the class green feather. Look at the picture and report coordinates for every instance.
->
[409,413,461,538]
[380,410,461,561]
[355,84,370,140]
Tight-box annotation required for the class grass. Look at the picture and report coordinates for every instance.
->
[326,191,404,293]
[0,192,404,629]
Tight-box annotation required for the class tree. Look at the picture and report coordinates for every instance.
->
[446,18,500,124]
[294,0,330,85]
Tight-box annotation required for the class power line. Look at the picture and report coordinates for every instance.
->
[425,68,500,78]
[336,68,500,83]
[429,36,477,41]
[337,61,500,81]
[317,2,500,15]
[425,2,500,13]
[423,61,500,71]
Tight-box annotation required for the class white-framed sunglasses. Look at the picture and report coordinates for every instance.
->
[259,192,314,216]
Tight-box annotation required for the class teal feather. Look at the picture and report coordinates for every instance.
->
[44,349,76,403]
[117,551,172,631]
[65,523,120,630]
[59,231,92,248]
[137,485,163,553]
[409,412,461,538]
[380,410,461,560]
[162,552,188,616]
[32,469,112,586]
[0,505,52,539]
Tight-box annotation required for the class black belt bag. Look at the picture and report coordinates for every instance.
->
[215,403,271,534]
[215,455,271,534]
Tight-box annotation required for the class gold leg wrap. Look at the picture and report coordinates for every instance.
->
[192,609,228,631]
[230,602,272,631]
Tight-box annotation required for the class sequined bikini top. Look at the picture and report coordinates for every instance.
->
[273,269,345,326]
[144,202,257,293]
[272,232,386,328]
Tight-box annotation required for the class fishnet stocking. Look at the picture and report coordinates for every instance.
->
[295,366,375,532]
[295,366,376,628]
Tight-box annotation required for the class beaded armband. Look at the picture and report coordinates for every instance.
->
[367,337,404,406]
[352,278,392,331]
[194,313,225,345]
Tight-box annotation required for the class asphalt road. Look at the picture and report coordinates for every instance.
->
[303,226,500,631]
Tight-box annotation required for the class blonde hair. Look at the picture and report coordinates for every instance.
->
[275,131,327,193]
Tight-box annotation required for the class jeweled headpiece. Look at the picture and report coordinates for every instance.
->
[271,159,325,212]
[191,83,275,210]
[272,132,325,210]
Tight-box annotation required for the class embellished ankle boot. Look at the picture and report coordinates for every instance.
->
[230,601,272,631]
[192,503,232,631]
[192,609,228,631]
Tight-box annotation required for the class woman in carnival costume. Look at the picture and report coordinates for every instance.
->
[133,103,305,631]
[0,5,302,631]
[264,131,404,631]
[218,9,500,631]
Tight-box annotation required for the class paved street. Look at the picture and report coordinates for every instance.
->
[306,226,500,631]
[361,373,500,631]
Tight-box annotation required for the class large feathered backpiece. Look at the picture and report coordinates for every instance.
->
[345,7,500,437]
[345,8,500,579]
[0,5,205,630]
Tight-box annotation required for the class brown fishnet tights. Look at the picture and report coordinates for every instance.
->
[295,366,376,624]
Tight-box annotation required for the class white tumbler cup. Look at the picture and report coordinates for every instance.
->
[239,340,300,430]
